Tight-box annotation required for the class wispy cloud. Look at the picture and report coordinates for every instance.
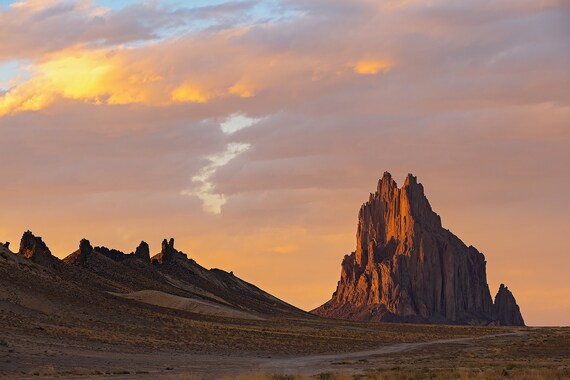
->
[182,143,251,214]
[220,113,260,134]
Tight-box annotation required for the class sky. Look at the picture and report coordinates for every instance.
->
[0,0,569,326]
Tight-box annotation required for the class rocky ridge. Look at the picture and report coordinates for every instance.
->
[8,230,305,319]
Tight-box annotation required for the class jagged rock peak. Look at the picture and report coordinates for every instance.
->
[155,238,178,263]
[494,284,525,326]
[134,241,150,262]
[19,230,51,258]
[313,172,527,325]
[18,230,56,267]
[78,239,93,266]
[355,172,442,269]
[95,245,127,261]
[162,238,175,252]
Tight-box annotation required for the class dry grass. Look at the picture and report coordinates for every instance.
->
[164,367,570,380]
[167,373,352,380]
[28,365,57,376]
[364,366,570,379]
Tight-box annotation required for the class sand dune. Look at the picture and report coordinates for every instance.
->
[110,290,263,320]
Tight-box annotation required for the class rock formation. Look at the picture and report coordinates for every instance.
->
[153,238,186,264]
[77,239,93,266]
[313,172,524,326]
[134,241,150,262]
[65,238,156,266]
[18,230,58,268]
[494,284,525,326]
[94,246,127,261]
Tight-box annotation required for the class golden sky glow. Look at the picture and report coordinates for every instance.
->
[0,0,569,326]
[354,59,394,75]
[171,84,209,104]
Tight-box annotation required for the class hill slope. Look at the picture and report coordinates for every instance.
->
[1,231,306,321]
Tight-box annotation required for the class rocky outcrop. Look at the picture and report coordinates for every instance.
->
[153,238,187,264]
[18,230,58,268]
[63,239,93,266]
[78,239,93,265]
[65,239,155,266]
[134,241,150,262]
[494,284,525,326]
[313,172,524,326]
[94,246,127,261]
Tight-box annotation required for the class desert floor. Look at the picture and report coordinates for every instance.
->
[1,308,568,379]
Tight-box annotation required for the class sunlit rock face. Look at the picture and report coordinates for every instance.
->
[314,172,524,326]
[18,230,59,268]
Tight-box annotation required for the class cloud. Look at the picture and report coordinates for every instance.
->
[220,113,260,134]
[0,0,569,325]
[0,0,261,62]
[354,59,394,75]
[182,142,251,214]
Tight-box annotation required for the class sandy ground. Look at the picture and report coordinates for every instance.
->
[109,290,262,320]
[3,326,568,379]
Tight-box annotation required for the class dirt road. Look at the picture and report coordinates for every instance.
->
[258,330,528,376]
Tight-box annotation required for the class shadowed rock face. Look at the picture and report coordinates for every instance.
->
[494,284,525,326]
[18,230,58,268]
[4,231,307,323]
[134,241,150,262]
[78,239,93,266]
[313,172,524,326]
[65,239,153,265]
[154,238,184,264]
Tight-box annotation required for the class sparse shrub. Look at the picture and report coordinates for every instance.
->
[271,375,297,380]
[41,365,57,376]
[70,367,93,375]
[27,365,57,377]
[315,373,353,380]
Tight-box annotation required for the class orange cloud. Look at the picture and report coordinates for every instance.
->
[354,59,395,75]
[0,50,221,114]
[228,82,255,98]
[171,84,209,104]
[0,46,266,115]
[0,49,158,115]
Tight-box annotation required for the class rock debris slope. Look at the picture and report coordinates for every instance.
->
[1,230,306,320]
[313,172,524,326]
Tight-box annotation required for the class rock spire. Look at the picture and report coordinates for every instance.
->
[313,172,524,326]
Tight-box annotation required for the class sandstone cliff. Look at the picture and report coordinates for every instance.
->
[313,172,524,326]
